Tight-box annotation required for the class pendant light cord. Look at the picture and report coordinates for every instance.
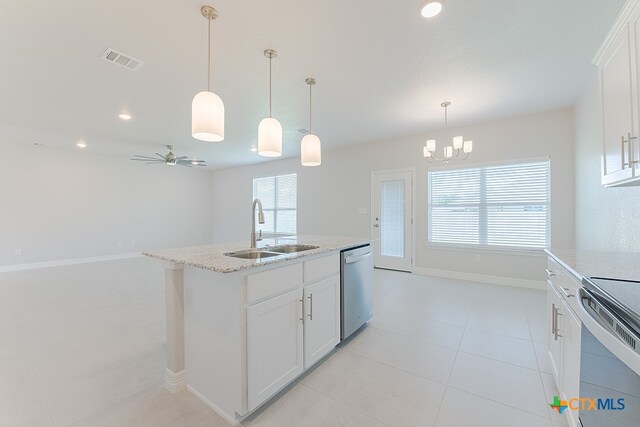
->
[269,56,272,118]
[309,82,312,133]
[207,16,211,91]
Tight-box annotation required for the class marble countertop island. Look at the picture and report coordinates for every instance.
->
[546,248,640,282]
[143,235,371,273]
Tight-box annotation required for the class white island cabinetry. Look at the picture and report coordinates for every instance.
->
[246,255,340,411]
[144,236,366,425]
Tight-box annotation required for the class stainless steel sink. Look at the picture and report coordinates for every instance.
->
[268,244,319,254]
[224,244,320,260]
[224,250,282,260]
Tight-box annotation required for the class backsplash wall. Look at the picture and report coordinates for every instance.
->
[575,75,640,252]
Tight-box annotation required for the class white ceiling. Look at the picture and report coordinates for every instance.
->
[0,0,625,169]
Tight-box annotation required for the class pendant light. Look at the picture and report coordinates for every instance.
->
[258,49,282,157]
[301,78,321,167]
[192,5,225,142]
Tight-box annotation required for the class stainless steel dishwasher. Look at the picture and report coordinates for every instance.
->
[341,244,374,340]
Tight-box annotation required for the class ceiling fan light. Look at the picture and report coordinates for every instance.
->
[258,117,283,157]
[192,91,225,142]
[301,134,321,167]
[421,1,443,18]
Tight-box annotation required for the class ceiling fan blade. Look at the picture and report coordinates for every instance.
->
[131,157,158,161]
[155,153,167,160]
[176,156,188,160]
[132,155,158,160]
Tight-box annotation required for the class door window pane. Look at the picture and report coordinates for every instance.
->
[380,180,405,257]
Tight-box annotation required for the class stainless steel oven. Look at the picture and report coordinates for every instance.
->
[578,278,640,426]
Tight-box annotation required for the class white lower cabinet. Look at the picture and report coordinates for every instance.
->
[304,275,341,369]
[546,257,582,427]
[547,281,563,383]
[246,270,341,411]
[247,287,304,411]
[562,308,581,427]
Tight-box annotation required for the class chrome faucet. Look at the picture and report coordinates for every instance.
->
[251,198,265,248]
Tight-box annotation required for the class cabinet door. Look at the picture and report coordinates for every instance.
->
[561,308,582,427]
[247,287,303,411]
[600,25,635,185]
[547,280,563,386]
[304,275,340,369]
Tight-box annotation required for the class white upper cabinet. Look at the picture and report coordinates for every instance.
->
[595,1,640,187]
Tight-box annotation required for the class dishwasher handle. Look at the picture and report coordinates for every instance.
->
[344,250,372,264]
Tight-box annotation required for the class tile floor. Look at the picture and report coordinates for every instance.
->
[0,257,569,427]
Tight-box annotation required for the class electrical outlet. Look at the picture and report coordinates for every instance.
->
[14,248,21,256]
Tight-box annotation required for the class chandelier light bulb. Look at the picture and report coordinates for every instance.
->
[426,139,437,152]
[463,140,473,153]
[453,136,464,150]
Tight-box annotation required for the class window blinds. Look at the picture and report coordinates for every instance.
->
[253,173,297,235]
[428,161,550,249]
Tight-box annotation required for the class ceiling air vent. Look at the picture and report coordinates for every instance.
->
[101,48,144,71]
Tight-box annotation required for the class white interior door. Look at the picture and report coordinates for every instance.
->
[372,170,413,272]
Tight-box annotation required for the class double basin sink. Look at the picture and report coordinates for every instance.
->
[225,244,320,260]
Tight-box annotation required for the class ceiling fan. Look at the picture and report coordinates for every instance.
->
[131,145,206,167]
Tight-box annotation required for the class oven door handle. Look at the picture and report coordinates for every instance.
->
[577,289,640,376]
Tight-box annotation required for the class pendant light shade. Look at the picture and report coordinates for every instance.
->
[258,49,282,157]
[301,134,321,166]
[258,117,283,157]
[192,91,224,142]
[192,5,225,142]
[301,77,321,167]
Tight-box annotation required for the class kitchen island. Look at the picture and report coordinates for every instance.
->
[144,235,371,425]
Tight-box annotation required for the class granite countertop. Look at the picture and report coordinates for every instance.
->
[546,248,640,282]
[143,235,371,274]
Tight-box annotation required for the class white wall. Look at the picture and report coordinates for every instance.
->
[0,141,213,266]
[212,108,576,282]
[575,76,640,252]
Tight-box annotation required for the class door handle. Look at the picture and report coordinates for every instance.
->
[299,298,304,322]
[307,294,313,320]
[554,306,563,341]
[545,269,556,277]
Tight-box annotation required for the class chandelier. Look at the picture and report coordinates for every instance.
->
[423,102,473,163]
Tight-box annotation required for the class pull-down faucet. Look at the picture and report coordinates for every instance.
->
[251,198,265,248]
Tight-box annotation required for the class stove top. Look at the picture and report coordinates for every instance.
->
[584,277,640,326]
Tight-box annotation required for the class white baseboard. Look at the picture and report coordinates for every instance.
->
[413,267,546,290]
[164,368,187,393]
[0,252,142,273]
[187,385,239,426]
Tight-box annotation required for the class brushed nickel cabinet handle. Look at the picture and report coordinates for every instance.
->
[545,269,556,277]
[307,294,313,320]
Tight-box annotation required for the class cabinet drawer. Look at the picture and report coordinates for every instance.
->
[247,263,303,304]
[304,254,340,283]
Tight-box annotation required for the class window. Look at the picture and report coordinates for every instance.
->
[252,173,297,236]
[428,160,550,249]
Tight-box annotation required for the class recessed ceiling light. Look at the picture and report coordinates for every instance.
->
[76,140,87,148]
[420,0,443,18]
[118,113,132,121]
[249,146,258,152]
